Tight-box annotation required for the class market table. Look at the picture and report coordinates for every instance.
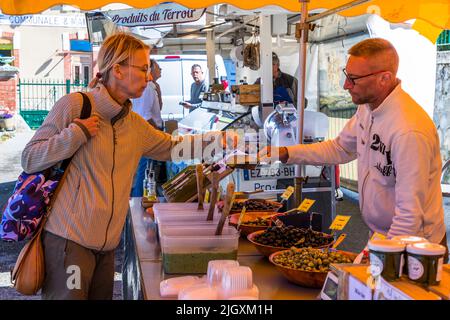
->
[123,197,321,300]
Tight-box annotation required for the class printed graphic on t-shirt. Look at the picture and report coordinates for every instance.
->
[370,134,396,177]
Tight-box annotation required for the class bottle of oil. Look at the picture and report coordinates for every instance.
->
[146,170,157,201]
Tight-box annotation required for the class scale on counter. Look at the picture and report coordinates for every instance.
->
[320,271,339,300]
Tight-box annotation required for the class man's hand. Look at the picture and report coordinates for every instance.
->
[74,115,100,138]
[258,146,289,164]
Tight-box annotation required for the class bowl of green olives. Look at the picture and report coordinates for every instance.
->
[228,213,273,236]
[247,226,335,258]
[269,247,355,288]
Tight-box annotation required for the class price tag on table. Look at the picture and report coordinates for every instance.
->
[237,206,246,229]
[329,215,351,231]
[204,189,210,203]
[370,232,387,241]
[281,186,294,201]
[297,198,316,213]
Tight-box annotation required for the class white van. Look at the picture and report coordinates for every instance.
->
[151,54,228,119]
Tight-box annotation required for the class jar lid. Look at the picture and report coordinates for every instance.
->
[368,239,405,252]
[391,235,429,245]
[406,242,446,256]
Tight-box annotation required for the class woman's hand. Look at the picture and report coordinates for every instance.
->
[74,115,100,138]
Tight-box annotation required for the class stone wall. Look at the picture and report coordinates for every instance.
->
[434,51,450,163]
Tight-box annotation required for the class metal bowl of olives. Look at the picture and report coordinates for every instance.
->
[247,226,335,258]
[269,247,356,288]
[228,213,273,237]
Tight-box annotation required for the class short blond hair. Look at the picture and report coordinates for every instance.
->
[89,32,149,88]
[348,38,399,74]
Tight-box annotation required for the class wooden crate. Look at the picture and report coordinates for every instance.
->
[233,84,260,106]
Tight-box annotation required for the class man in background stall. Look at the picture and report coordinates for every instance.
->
[180,64,207,112]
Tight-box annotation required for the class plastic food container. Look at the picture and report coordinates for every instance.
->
[178,283,220,300]
[391,235,429,275]
[156,212,221,236]
[160,225,239,274]
[406,242,446,286]
[207,260,240,286]
[153,204,218,225]
[368,239,406,281]
[159,276,203,297]
[219,266,259,299]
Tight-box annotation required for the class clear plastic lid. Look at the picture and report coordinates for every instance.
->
[160,276,202,297]
[391,235,429,245]
[368,239,405,252]
[207,260,240,285]
[220,266,254,299]
[406,242,446,256]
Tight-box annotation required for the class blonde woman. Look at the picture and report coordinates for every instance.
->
[21,33,231,299]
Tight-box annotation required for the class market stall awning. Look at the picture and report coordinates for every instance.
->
[1,1,449,42]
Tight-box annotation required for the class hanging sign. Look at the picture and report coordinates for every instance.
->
[103,3,206,27]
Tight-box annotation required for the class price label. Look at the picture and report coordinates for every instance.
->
[329,215,351,230]
[297,198,316,213]
[281,186,295,201]
[204,189,210,203]
[370,232,386,241]
[237,206,246,228]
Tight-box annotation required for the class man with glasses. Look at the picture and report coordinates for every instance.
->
[259,38,447,258]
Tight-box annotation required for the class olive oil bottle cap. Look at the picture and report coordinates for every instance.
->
[368,239,405,252]
[391,235,429,245]
[406,242,446,256]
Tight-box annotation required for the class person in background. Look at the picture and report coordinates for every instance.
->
[180,64,207,112]
[21,33,236,300]
[255,52,299,107]
[130,58,164,197]
[259,38,448,260]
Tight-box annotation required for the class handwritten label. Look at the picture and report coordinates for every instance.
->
[237,206,246,228]
[297,198,316,213]
[329,215,351,231]
[370,232,386,241]
[281,186,294,201]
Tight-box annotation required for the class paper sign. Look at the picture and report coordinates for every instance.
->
[204,189,210,203]
[329,215,351,230]
[348,275,373,300]
[237,206,246,228]
[281,186,295,201]
[297,198,316,213]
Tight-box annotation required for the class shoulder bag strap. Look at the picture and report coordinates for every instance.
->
[40,92,92,226]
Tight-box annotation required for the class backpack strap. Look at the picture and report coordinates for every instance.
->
[59,92,91,171]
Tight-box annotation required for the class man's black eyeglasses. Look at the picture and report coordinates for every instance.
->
[342,68,387,86]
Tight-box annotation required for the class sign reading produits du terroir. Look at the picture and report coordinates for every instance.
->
[103,3,206,27]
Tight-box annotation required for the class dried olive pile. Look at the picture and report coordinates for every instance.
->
[253,225,333,248]
[232,199,279,212]
[273,248,353,272]
[242,217,271,227]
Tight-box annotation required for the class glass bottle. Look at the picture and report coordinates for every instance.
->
[147,170,157,201]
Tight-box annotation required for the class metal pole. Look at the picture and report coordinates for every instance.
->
[293,0,309,207]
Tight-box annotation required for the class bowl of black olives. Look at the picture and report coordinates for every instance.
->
[247,226,335,258]
[269,247,355,288]
[228,213,273,236]
[229,199,283,214]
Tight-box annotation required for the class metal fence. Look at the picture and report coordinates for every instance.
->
[437,30,450,51]
[17,79,88,129]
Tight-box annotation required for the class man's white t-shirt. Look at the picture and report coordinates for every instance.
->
[132,81,163,129]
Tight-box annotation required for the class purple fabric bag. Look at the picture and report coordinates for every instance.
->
[0,92,91,241]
